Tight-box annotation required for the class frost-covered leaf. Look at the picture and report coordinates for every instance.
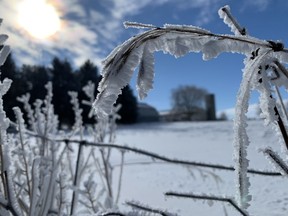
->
[0,34,8,45]
[202,37,267,60]
[0,45,10,66]
[0,78,12,96]
[0,79,12,133]
[137,42,155,100]
[94,44,145,118]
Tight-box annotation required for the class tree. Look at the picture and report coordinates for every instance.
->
[0,53,17,81]
[50,57,77,126]
[21,65,50,102]
[75,60,100,124]
[218,112,228,121]
[116,85,138,124]
[171,85,207,120]
[76,60,100,87]
[1,53,26,121]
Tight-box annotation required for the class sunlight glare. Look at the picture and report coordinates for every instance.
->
[17,0,61,39]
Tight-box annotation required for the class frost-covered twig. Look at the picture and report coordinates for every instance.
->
[115,151,125,204]
[263,148,288,176]
[12,131,281,176]
[17,94,36,131]
[56,170,68,215]
[274,106,288,150]
[0,56,22,215]
[81,175,101,213]
[69,91,84,215]
[218,5,246,36]
[99,148,113,201]
[70,142,83,215]
[13,107,32,201]
[165,192,248,216]
[126,201,178,216]
[275,86,288,121]
[98,212,126,216]
[57,139,280,176]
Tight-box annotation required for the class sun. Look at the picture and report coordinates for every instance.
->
[17,0,61,39]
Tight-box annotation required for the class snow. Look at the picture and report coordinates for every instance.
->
[106,120,287,216]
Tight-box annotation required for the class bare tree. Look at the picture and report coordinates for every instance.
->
[218,112,228,121]
[171,85,207,120]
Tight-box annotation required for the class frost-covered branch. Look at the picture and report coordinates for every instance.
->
[98,212,126,216]
[69,91,84,215]
[274,106,288,150]
[93,9,288,118]
[92,5,288,213]
[115,151,125,204]
[13,107,32,201]
[275,86,288,121]
[126,201,178,216]
[70,143,83,215]
[263,148,288,176]
[56,139,280,176]
[165,192,248,216]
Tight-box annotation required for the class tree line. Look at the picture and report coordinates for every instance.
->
[0,54,138,125]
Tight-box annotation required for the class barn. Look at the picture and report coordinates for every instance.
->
[137,102,160,122]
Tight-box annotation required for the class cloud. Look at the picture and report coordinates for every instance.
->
[0,0,227,68]
[0,0,101,67]
[242,0,272,11]
[218,103,261,120]
[174,0,223,25]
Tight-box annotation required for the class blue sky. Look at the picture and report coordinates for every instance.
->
[1,0,288,116]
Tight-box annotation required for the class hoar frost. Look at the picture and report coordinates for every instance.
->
[91,5,288,214]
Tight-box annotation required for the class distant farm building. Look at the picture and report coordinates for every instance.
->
[137,103,160,122]
[160,94,216,121]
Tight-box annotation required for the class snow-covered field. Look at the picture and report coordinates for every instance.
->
[111,120,287,216]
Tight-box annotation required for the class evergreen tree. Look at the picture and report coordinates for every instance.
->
[116,85,138,124]
[21,65,50,102]
[76,60,101,124]
[0,53,17,80]
[50,57,77,126]
[0,55,139,125]
[76,60,100,87]
[0,54,26,121]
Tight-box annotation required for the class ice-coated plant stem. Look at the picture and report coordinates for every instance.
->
[70,143,83,215]
[53,138,280,176]
[263,148,288,176]
[126,201,177,216]
[165,192,248,216]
